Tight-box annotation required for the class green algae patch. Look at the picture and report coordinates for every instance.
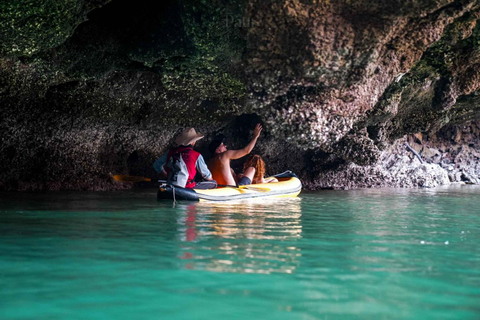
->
[154,0,248,121]
[0,0,89,57]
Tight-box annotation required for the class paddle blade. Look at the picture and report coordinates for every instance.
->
[113,175,152,183]
[240,186,271,192]
[219,184,271,193]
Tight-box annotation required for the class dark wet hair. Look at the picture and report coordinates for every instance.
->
[208,134,226,154]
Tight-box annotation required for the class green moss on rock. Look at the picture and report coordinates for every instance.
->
[0,0,89,57]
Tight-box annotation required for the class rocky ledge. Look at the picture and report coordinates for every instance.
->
[1,0,480,191]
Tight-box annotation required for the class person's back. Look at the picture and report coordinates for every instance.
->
[153,127,214,189]
[242,154,278,184]
[208,152,237,186]
[165,145,200,188]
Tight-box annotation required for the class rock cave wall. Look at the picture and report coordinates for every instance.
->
[1,0,480,191]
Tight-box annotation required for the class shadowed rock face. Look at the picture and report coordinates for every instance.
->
[0,0,480,190]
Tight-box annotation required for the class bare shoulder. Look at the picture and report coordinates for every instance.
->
[213,152,230,163]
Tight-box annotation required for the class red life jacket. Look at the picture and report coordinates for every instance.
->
[165,146,200,188]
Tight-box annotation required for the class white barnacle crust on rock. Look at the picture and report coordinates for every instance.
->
[1,0,480,190]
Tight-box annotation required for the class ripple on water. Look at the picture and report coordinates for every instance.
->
[1,187,480,319]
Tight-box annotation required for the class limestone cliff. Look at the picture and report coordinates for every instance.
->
[1,0,479,190]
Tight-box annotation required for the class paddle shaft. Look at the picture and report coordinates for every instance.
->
[113,175,270,191]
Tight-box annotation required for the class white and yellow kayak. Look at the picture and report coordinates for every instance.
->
[157,171,302,202]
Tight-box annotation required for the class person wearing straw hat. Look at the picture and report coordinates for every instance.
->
[153,128,215,189]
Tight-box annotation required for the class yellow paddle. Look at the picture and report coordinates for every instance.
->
[112,174,154,182]
[238,185,271,192]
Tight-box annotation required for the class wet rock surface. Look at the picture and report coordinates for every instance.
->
[305,138,452,190]
[1,0,480,190]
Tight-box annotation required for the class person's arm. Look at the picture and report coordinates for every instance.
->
[196,155,213,181]
[153,152,168,177]
[225,123,263,160]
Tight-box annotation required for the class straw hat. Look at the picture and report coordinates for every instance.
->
[175,127,204,146]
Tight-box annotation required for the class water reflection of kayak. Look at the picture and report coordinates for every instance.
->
[157,171,302,202]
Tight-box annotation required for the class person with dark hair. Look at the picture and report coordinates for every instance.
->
[208,123,262,186]
[153,128,216,189]
[241,154,278,184]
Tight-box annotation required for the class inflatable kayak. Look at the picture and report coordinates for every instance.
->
[157,171,301,202]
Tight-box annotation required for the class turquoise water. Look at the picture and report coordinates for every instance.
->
[1,186,480,319]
